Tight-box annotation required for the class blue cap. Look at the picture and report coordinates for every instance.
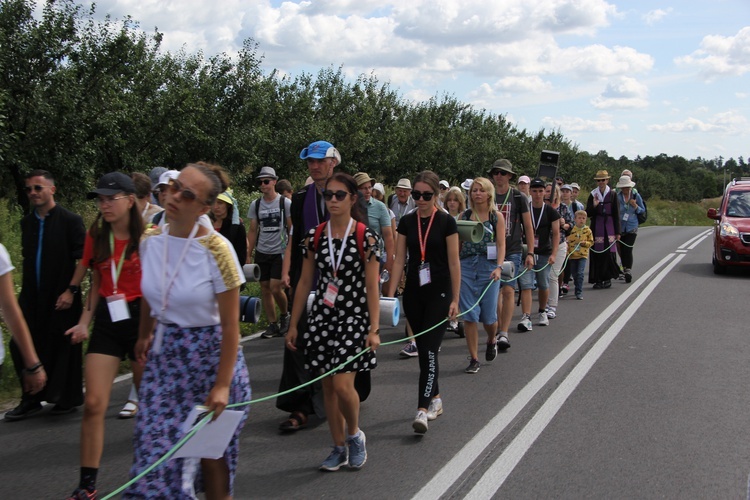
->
[300,141,341,163]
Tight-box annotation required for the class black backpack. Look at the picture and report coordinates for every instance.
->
[636,194,647,224]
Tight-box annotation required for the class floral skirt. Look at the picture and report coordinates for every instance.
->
[124,324,251,499]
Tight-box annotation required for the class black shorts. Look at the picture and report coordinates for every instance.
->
[87,298,141,361]
[255,251,284,281]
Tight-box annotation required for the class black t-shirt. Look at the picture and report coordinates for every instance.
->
[495,188,529,255]
[397,209,457,289]
[528,204,560,255]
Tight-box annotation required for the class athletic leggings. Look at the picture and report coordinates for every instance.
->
[403,283,452,409]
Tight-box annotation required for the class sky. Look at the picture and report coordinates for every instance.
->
[77,0,749,161]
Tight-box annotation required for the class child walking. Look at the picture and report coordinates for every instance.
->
[566,210,594,300]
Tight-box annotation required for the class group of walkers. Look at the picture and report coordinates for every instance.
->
[0,142,646,498]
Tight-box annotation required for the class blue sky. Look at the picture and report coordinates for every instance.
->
[84,0,749,161]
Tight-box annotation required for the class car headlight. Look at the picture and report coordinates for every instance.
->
[720,222,740,237]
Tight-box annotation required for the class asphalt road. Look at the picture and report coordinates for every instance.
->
[2,225,749,499]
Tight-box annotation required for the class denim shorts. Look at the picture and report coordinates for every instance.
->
[459,255,500,324]
[518,254,551,291]
[502,252,523,290]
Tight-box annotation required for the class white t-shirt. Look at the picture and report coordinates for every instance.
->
[0,244,15,365]
[140,226,245,328]
[248,194,292,255]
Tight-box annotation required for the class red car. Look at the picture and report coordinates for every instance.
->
[707,177,750,274]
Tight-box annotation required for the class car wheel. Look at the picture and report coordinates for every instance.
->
[456,322,465,338]
[713,256,727,275]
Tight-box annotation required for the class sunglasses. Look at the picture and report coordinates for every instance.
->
[411,190,435,201]
[167,179,208,205]
[95,195,128,207]
[596,179,608,183]
[491,170,510,177]
[257,179,272,185]
[440,186,448,191]
[322,190,349,201]
[24,185,47,193]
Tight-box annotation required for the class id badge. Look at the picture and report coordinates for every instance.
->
[534,237,539,249]
[418,262,432,286]
[323,281,339,308]
[106,294,130,322]
[622,213,630,222]
[487,245,497,260]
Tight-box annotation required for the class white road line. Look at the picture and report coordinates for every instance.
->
[679,229,712,249]
[687,233,711,250]
[465,254,685,499]
[413,252,676,500]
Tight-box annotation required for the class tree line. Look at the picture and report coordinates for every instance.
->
[1,0,747,212]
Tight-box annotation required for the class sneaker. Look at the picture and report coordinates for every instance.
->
[261,322,282,339]
[465,358,480,374]
[412,410,429,434]
[50,404,77,416]
[4,400,42,421]
[346,431,367,469]
[545,306,556,319]
[538,311,549,326]
[67,487,97,500]
[426,398,443,421]
[497,335,511,351]
[624,270,632,283]
[319,446,348,471]
[399,341,418,358]
[575,294,583,300]
[485,342,497,362]
[593,282,603,289]
[517,313,533,332]
[603,280,612,289]
[561,284,569,295]
[279,313,291,334]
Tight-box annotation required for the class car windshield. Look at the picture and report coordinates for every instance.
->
[726,191,750,218]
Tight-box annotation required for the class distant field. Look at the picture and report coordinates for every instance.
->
[643,197,717,227]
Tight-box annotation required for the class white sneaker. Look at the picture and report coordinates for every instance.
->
[538,311,549,326]
[412,410,429,434]
[517,313,533,332]
[426,398,443,421]
[546,306,556,319]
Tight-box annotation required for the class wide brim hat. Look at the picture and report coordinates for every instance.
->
[354,172,375,187]
[461,178,473,191]
[594,170,610,180]
[87,172,136,199]
[615,175,636,189]
[488,159,515,178]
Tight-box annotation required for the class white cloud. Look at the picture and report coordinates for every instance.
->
[675,26,750,81]
[642,8,672,26]
[541,115,627,132]
[495,76,553,93]
[591,76,649,109]
[647,110,749,134]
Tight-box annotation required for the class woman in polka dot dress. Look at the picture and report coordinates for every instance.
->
[286,172,381,472]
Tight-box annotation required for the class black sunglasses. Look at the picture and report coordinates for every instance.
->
[24,185,47,193]
[440,186,448,190]
[167,179,207,205]
[257,179,272,185]
[411,190,435,201]
[491,170,510,177]
[322,190,349,201]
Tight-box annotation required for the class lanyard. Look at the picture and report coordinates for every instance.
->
[159,222,199,320]
[326,218,354,279]
[530,204,545,233]
[141,202,150,219]
[109,232,128,294]
[417,207,437,263]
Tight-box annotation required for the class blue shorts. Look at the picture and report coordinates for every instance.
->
[459,256,500,324]
[502,252,523,289]
[518,254,551,291]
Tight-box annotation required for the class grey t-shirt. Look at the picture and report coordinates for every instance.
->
[248,194,292,255]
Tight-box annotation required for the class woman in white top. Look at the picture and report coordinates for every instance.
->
[0,244,46,394]
[125,162,250,499]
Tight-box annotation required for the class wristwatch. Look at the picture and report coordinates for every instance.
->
[68,285,80,295]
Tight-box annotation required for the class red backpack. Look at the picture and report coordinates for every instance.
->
[313,221,367,262]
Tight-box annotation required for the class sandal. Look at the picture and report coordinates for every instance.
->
[279,411,308,432]
[118,400,138,419]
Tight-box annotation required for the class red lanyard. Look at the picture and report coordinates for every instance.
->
[417,207,437,263]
